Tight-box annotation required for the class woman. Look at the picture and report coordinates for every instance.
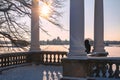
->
[84,39,91,54]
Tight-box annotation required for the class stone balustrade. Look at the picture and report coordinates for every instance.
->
[0,52,29,67]
[88,57,120,78]
[0,52,120,79]
[0,51,67,69]
[40,51,67,65]
[61,57,120,80]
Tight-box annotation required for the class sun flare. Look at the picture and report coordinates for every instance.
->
[40,4,51,18]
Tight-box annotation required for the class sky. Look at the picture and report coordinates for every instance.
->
[40,0,120,41]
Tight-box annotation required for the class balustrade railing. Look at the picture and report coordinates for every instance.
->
[0,52,29,68]
[0,51,67,69]
[40,51,67,65]
[88,57,120,78]
[0,52,120,79]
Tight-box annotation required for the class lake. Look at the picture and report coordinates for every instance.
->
[40,45,120,57]
[0,45,120,57]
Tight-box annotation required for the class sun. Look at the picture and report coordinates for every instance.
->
[40,3,51,18]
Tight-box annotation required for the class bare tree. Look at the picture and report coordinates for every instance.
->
[0,0,64,52]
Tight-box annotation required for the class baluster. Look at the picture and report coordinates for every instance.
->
[55,54,58,63]
[54,54,56,63]
[16,56,18,64]
[6,56,9,66]
[3,58,5,67]
[102,63,107,77]
[0,58,1,67]
[22,55,24,63]
[21,55,23,63]
[63,54,67,58]
[22,56,24,63]
[89,63,95,77]
[1,58,4,67]
[46,54,48,63]
[11,56,13,65]
[20,55,22,64]
[59,55,62,63]
[95,63,100,77]
[51,54,54,63]
[24,55,27,63]
[49,54,52,64]
[4,58,6,66]
[9,56,12,66]
[16,56,17,64]
[0,58,2,67]
[57,54,60,63]
[113,63,119,78]
[4,57,6,66]
[48,54,50,63]
[19,56,22,63]
[18,55,20,64]
[8,56,10,66]
[43,54,46,63]
[108,63,113,78]
[12,56,14,65]
[13,56,15,65]
[17,55,19,64]
[60,54,63,63]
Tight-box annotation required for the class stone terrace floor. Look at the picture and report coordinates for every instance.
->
[0,64,63,80]
[0,64,119,80]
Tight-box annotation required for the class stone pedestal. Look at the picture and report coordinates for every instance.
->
[27,51,41,65]
[61,58,90,80]
[62,58,88,77]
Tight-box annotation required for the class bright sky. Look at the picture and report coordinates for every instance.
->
[40,0,120,41]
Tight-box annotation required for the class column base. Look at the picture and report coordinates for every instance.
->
[61,57,88,79]
[68,53,87,58]
[29,48,41,52]
[68,51,87,57]
[89,52,108,57]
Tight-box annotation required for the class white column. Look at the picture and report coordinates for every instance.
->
[69,0,86,57]
[93,0,107,55]
[30,0,40,51]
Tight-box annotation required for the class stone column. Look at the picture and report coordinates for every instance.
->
[93,0,108,56]
[61,0,88,80]
[30,0,40,51]
[68,0,86,57]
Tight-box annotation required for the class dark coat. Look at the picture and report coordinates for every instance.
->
[84,40,91,54]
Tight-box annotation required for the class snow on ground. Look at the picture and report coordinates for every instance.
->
[0,64,119,80]
[0,64,63,80]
